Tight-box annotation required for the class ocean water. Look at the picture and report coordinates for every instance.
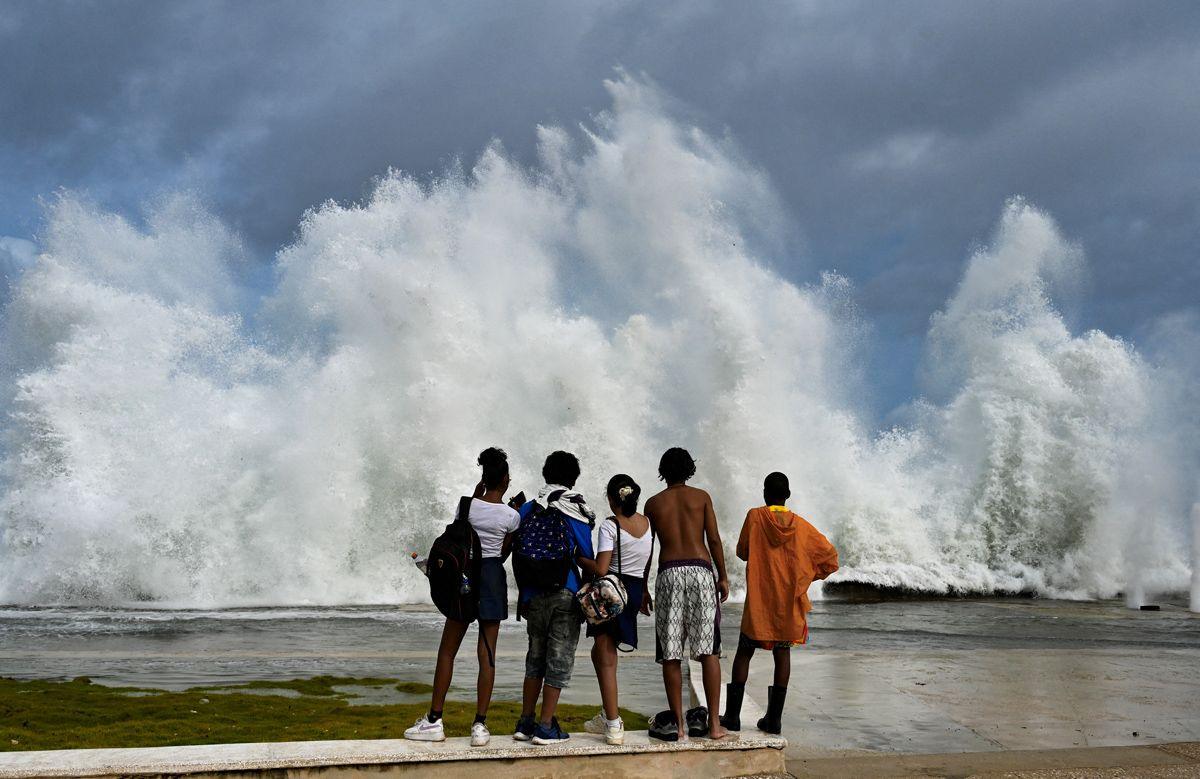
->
[1,75,1197,608]
[2,599,1196,683]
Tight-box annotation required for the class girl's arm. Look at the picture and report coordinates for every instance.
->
[577,554,600,578]
[594,550,613,577]
[501,507,524,563]
[581,518,611,579]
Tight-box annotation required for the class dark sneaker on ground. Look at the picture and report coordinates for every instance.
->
[531,717,570,745]
[685,705,709,737]
[513,714,536,741]
[649,710,681,742]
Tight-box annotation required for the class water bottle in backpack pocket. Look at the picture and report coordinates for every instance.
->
[513,490,576,593]
[425,496,482,623]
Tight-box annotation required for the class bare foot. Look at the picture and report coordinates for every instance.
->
[677,728,689,742]
[707,723,729,739]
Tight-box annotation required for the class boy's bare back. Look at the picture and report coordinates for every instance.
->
[645,484,730,600]
[646,484,713,562]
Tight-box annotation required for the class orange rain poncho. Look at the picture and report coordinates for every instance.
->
[736,506,839,644]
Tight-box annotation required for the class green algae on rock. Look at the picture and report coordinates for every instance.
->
[0,676,648,752]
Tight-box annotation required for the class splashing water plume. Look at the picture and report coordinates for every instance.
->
[0,76,1195,606]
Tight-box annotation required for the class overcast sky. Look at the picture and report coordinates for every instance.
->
[2,0,1197,412]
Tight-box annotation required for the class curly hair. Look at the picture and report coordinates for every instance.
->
[541,450,581,488]
[657,447,696,484]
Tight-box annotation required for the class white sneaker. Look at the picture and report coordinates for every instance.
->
[470,721,491,747]
[583,712,607,735]
[604,717,624,745]
[404,715,445,742]
[583,712,624,745]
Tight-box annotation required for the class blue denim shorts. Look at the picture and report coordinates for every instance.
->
[523,588,581,688]
[477,558,508,622]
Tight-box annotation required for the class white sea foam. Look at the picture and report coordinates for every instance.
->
[0,75,1195,606]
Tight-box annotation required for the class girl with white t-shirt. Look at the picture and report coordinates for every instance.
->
[583,474,654,745]
[406,447,521,748]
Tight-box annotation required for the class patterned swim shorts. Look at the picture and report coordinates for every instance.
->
[654,559,721,663]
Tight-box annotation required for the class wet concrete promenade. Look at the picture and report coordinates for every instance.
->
[0,732,789,779]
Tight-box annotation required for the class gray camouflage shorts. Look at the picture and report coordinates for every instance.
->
[524,588,582,689]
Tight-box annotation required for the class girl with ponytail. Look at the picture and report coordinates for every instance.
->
[582,473,655,745]
[406,447,520,747]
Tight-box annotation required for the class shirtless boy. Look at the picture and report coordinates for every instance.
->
[644,447,730,741]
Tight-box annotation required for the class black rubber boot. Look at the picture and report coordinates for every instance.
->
[756,685,787,735]
[720,682,744,731]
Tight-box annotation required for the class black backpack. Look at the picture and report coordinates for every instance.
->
[426,496,482,623]
[513,490,576,593]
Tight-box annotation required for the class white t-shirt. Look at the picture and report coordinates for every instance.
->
[596,516,653,579]
[468,499,521,559]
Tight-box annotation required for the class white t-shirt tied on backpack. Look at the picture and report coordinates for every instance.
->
[597,516,653,578]
[469,498,521,558]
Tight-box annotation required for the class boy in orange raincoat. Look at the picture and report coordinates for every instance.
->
[720,472,838,735]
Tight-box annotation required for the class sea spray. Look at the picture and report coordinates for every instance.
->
[0,75,1195,606]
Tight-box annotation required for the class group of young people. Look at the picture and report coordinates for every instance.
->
[403,446,839,748]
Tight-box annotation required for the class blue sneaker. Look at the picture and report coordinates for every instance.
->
[512,714,536,741]
[531,717,570,745]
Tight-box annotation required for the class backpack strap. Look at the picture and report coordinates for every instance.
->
[548,490,583,585]
[613,516,623,576]
[454,495,479,567]
[527,489,567,517]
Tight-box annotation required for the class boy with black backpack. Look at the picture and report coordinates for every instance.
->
[511,450,597,745]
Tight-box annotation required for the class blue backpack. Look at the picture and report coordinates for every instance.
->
[513,490,576,593]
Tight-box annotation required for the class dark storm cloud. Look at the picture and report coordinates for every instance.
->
[1,0,1197,410]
